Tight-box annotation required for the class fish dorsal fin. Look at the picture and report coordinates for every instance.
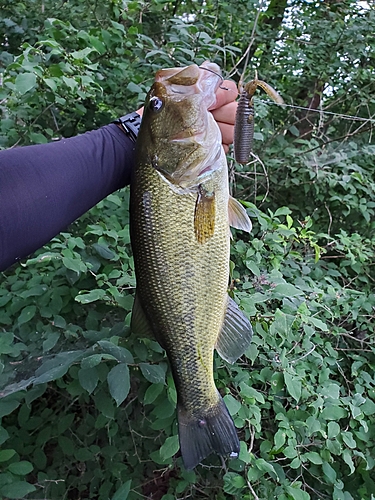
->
[131,294,154,338]
[194,186,216,244]
[216,297,253,364]
[228,196,252,233]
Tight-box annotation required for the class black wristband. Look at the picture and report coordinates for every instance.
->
[112,111,142,143]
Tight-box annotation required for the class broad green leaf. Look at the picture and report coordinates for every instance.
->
[98,341,134,364]
[75,289,106,304]
[273,283,303,297]
[107,363,130,406]
[0,481,36,499]
[321,405,347,421]
[223,394,241,416]
[303,451,323,464]
[0,449,16,462]
[18,305,36,326]
[111,480,131,500]
[78,367,99,394]
[274,429,286,450]
[15,73,36,94]
[159,435,179,461]
[139,363,166,384]
[342,449,355,474]
[322,461,337,484]
[7,461,33,475]
[284,372,302,403]
[285,486,310,500]
[327,421,340,439]
[143,383,165,405]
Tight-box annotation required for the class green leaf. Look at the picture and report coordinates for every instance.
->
[7,461,33,475]
[15,73,37,94]
[159,435,180,461]
[111,480,131,500]
[321,405,347,420]
[139,363,166,384]
[0,481,36,499]
[18,305,36,326]
[322,461,337,484]
[274,429,286,450]
[284,372,302,403]
[303,451,323,465]
[98,341,134,363]
[0,449,16,462]
[223,394,241,416]
[107,363,130,406]
[273,284,303,297]
[327,421,340,439]
[143,383,165,405]
[342,449,355,474]
[75,289,106,304]
[78,367,99,394]
[285,486,310,500]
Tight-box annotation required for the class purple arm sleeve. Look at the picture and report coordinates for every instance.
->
[0,124,134,271]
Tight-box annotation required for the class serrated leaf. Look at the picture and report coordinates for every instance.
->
[159,434,179,461]
[15,73,36,94]
[139,363,166,384]
[107,363,130,406]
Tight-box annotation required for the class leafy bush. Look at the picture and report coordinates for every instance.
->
[1,0,374,499]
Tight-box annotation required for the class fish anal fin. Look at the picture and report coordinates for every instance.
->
[216,296,253,364]
[194,186,215,244]
[228,196,252,233]
[131,294,154,338]
[178,396,240,470]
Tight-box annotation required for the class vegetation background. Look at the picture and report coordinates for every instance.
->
[0,0,374,498]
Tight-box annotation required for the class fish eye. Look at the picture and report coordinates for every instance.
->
[149,96,164,113]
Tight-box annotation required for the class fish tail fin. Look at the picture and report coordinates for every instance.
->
[178,397,240,470]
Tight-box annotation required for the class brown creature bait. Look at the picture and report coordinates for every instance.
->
[234,72,284,164]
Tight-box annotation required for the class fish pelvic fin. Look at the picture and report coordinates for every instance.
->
[178,397,240,470]
[216,296,253,364]
[228,196,252,233]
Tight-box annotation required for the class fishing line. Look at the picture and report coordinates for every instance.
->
[258,99,375,123]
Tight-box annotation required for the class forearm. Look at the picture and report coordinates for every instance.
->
[0,124,134,271]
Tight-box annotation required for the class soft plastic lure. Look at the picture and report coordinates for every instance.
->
[234,72,284,164]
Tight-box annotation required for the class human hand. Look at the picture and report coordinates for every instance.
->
[136,79,238,154]
[209,80,238,154]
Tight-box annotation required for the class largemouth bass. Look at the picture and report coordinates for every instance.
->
[130,62,253,470]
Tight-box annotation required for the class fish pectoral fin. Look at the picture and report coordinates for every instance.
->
[194,186,216,244]
[228,196,252,233]
[215,296,253,364]
[130,294,154,338]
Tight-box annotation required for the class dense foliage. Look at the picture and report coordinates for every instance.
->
[0,0,374,499]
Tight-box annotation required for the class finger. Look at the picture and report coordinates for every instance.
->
[211,101,238,127]
[218,122,235,147]
[210,80,238,110]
